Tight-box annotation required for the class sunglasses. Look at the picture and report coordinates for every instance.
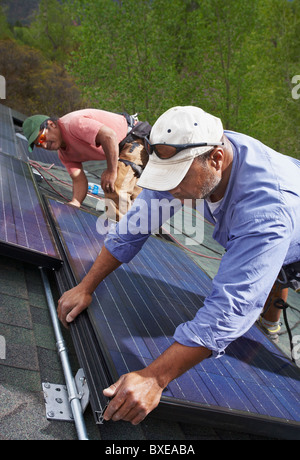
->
[34,128,47,149]
[144,137,224,160]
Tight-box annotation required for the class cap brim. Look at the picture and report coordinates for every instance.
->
[137,157,194,191]
[27,127,41,152]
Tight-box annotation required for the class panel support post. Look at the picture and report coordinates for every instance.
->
[40,267,89,441]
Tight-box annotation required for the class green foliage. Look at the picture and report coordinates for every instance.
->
[64,0,300,156]
[13,0,78,63]
[1,0,299,157]
[66,0,300,158]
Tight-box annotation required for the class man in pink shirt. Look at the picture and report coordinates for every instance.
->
[23,109,149,220]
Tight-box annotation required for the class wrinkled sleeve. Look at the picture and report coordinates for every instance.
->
[104,189,181,263]
[174,212,293,358]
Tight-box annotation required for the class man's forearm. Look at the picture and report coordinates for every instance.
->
[80,245,122,294]
[96,126,119,174]
[70,169,88,206]
[145,341,212,389]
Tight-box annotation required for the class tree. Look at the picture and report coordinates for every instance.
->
[65,0,299,158]
[13,0,78,63]
[0,4,13,39]
[0,38,84,116]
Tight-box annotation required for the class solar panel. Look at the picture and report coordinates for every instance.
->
[47,198,300,439]
[0,152,62,268]
[0,104,20,158]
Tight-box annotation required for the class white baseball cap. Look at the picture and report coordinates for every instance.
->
[138,106,224,191]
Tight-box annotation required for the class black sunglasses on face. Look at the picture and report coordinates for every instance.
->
[144,137,224,159]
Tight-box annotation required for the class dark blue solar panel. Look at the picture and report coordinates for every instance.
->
[48,199,300,435]
[0,104,20,158]
[0,153,61,267]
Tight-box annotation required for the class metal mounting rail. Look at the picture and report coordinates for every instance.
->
[39,267,89,441]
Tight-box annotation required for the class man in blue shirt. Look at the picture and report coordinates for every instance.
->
[57,106,300,425]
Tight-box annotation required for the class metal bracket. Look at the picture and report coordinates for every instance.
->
[42,369,90,422]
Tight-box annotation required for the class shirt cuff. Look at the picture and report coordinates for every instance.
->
[173,321,226,359]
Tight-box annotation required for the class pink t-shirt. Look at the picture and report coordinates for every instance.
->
[58,109,128,175]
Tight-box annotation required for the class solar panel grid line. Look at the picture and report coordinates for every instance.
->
[10,158,29,248]
[105,274,170,353]
[218,337,300,420]
[238,379,294,419]
[220,336,298,412]
[1,155,27,246]
[133,242,204,321]
[99,278,151,369]
[16,160,51,253]
[270,387,300,420]
[219,357,287,416]
[199,370,258,412]
[123,244,206,333]
[115,264,186,338]
[151,240,213,311]
[92,294,141,375]
[242,327,300,393]
[166,366,217,406]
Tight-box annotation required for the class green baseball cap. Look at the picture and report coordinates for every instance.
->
[23,115,49,152]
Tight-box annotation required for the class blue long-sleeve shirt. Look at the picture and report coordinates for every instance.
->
[105,131,300,357]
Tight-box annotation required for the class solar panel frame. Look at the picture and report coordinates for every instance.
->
[47,198,300,439]
[0,152,62,269]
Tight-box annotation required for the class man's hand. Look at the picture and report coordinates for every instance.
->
[67,199,81,208]
[57,285,92,328]
[57,247,122,328]
[101,168,118,194]
[102,342,212,425]
[103,369,164,425]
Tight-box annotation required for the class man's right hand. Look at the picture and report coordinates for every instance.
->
[57,285,93,328]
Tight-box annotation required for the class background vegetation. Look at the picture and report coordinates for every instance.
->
[0,0,299,157]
